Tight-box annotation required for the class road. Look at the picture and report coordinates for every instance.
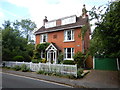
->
[2,73,72,88]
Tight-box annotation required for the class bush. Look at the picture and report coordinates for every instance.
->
[32,59,41,63]
[77,68,83,78]
[13,56,25,62]
[57,53,63,64]
[21,64,30,72]
[73,52,84,68]
[40,58,47,63]
[37,70,45,74]
[63,60,75,65]
[13,65,21,71]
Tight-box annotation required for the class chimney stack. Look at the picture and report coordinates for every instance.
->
[82,4,87,18]
[43,16,48,26]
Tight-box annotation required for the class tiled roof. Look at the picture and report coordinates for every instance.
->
[35,17,88,35]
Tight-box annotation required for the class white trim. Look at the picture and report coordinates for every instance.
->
[46,43,57,51]
[93,56,95,69]
[64,48,74,60]
[64,30,74,42]
[117,58,119,70]
[40,34,47,43]
[63,40,75,42]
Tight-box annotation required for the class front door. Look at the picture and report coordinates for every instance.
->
[48,50,56,64]
[50,50,54,64]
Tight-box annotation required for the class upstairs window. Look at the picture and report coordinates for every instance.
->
[40,34,47,43]
[64,30,74,42]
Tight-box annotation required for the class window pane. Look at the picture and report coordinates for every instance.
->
[67,30,71,40]
[67,48,71,58]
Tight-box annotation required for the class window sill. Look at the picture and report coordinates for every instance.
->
[64,58,74,60]
[63,40,75,42]
[40,42,47,44]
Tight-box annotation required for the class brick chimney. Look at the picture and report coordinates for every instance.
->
[82,4,88,18]
[43,16,48,26]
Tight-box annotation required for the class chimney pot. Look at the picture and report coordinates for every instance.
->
[43,16,48,26]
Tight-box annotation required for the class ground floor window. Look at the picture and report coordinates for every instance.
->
[64,48,74,60]
[41,50,45,58]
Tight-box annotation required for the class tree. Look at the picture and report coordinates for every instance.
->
[89,1,120,58]
[2,20,35,61]
[13,19,36,42]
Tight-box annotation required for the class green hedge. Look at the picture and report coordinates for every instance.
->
[63,60,75,65]
[13,56,25,62]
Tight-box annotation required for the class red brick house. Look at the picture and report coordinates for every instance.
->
[35,5,92,68]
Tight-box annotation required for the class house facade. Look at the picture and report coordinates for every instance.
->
[35,5,92,67]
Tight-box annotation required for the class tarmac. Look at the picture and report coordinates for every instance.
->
[2,68,120,88]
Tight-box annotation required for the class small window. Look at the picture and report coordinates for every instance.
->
[64,48,74,60]
[64,30,74,42]
[40,34,47,43]
[53,34,57,39]
[41,50,45,58]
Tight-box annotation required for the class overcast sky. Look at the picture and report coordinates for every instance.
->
[0,0,112,29]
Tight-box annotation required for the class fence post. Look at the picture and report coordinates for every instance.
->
[75,64,77,77]
[39,62,41,71]
[16,61,17,65]
[30,62,32,71]
[23,61,25,64]
[61,63,63,74]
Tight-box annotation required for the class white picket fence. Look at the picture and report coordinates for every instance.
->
[3,61,77,77]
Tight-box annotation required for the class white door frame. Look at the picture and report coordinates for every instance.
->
[47,49,57,64]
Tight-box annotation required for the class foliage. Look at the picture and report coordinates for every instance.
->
[89,2,120,58]
[2,20,35,62]
[37,70,45,74]
[40,58,47,63]
[12,56,25,62]
[57,53,64,64]
[62,60,75,65]
[13,19,36,41]
[21,64,30,72]
[73,52,84,68]
[32,59,41,63]
[77,68,84,78]
[13,65,21,71]
[33,50,41,59]
[36,43,50,52]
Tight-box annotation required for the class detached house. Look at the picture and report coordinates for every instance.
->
[35,5,92,68]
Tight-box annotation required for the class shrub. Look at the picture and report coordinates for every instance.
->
[40,58,47,63]
[32,59,41,63]
[77,68,84,78]
[13,56,25,62]
[37,70,45,74]
[21,64,30,72]
[13,65,21,71]
[73,52,85,68]
[67,74,76,79]
[63,60,75,65]
[57,53,63,64]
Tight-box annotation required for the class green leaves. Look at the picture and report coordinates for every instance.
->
[2,20,35,61]
[89,2,120,58]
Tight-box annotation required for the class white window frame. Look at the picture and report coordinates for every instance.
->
[40,34,47,43]
[41,50,45,59]
[64,48,74,60]
[64,30,74,42]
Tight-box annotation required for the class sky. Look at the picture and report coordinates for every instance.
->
[0,0,113,29]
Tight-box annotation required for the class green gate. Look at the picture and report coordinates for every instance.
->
[94,58,118,71]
